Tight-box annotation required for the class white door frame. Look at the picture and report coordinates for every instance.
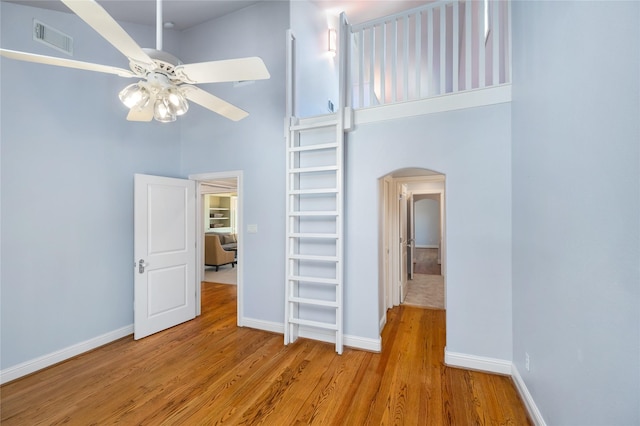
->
[408,192,415,280]
[410,189,445,274]
[189,170,243,325]
[398,184,409,303]
[382,174,447,308]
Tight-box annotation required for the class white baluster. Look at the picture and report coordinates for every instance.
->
[369,26,376,105]
[492,0,500,85]
[453,0,459,93]
[358,29,364,108]
[440,5,446,94]
[391,19,398,103]
[479,0,486,88]
[465,0,472,90]
[381,23,387,105]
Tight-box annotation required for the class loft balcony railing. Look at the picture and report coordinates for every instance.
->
[347,0,511,109]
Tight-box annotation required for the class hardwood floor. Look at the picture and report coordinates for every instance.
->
[1,283,531,425]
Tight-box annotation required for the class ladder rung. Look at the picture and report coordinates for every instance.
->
[288,254,339,262]
[289,188,338,195]
[289,211,338,217]
[289,166,338,174]
[289,143,338,152]
[290,120,338,131]
[288,318,338,330]
[289,233,339,239]
[288,275,339,285]
[289,297,338,308]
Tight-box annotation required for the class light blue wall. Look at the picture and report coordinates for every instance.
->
[290,0,339,117]
[414,198,440,247]
[347,104,513,358]
[178,1,289,325]
[0,3,182,369]
[511,1,640,424]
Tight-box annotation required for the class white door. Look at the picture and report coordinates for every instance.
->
[408,193,415,280]
[134,174,196,340]
[399,186,408,302]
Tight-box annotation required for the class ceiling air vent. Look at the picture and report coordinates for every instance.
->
[33,19,73,56]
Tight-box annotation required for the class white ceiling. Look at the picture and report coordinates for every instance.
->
[4,0,431,31]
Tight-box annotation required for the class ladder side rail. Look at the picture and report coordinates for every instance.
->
[335,12,350,355]
[285,126,299,345]
[284,29,296,346]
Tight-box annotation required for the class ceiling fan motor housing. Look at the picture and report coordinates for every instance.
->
[131,48,183,83]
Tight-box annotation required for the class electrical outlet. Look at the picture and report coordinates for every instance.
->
[525,353,530,372]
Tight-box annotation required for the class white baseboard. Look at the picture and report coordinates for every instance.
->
[0,324,133,385]
[445,349,545,424]
[511,365,547,426]
[444,348,512,375]
[416,245,439,249]
[346,333,381,352]
[379,314,387,333]
[242,318,381,352]
[241,317,284,334]
[298,327,381,352]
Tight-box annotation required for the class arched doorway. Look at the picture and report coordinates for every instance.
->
[379,168,446,317]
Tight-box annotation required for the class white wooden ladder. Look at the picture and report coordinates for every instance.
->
[284,113,345,354]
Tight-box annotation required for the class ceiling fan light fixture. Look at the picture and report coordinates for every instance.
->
[119,82,150,109]
[154,97,176,122]
[165,87,189,116]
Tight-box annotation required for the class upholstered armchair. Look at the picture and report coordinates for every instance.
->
[204,234,236,271]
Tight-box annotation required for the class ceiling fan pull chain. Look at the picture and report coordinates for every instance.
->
[156,0,163,51]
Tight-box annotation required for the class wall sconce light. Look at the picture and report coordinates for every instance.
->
[328,28,337,57]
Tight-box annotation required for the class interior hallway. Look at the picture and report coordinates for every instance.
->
[405,248,444,309]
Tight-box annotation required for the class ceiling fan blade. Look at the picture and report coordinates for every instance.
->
[61,0,154,69]
[175,57,270,84]
[127,103,154,122]
[0,48,136,78]
[182,86,248,121]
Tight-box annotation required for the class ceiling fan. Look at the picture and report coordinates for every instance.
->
[0,0,270,122]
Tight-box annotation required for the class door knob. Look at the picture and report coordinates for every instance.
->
[138,259,149,274]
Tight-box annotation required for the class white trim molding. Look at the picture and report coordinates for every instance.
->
[299,327,382,352]
[445,349,546,425]
[444,348,512,375]
[241,318,382,352]
[189,170,244,325]
[511,365,547,426]
[241,317,284,335]
[0,325,133,385]
[355,84,511,126]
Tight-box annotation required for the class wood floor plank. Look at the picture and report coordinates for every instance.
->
[0,282,531,425]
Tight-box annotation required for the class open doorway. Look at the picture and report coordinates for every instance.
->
[201,182,238,285]
[407,192,444,308]
[380,168,446,314]
[189,171,243,323]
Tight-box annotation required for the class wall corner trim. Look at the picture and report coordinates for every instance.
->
[0,324,133,385]
[511,365,547,426]
[444,348,512,375]
[379,314,387,333]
